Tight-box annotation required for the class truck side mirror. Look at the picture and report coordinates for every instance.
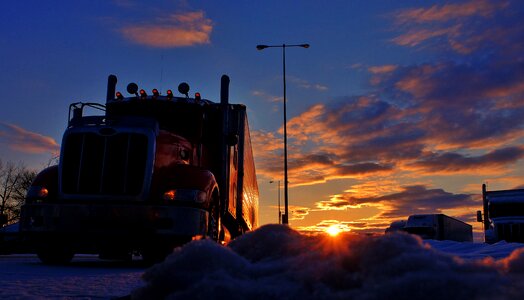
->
[476,210,483,222]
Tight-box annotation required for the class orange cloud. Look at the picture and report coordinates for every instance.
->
[120,11,212,48]
[392,26,461,48]
[0,122,59,154]
[391,0,511,54]
[289,205,311,221]
[368,65,398,74]
[395,0,508,24]
[288,76,328,91]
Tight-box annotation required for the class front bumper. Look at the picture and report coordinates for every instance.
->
[20,203,208,248]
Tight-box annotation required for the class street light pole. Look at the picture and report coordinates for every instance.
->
[269,180,282,224]
[257,43,309,225]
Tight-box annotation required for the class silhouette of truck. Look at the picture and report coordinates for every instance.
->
[20,75,258,264]
[477,184,524,243]
[402,214,473,242]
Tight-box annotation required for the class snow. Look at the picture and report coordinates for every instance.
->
[133,225,524,299]
[2,224,524,299]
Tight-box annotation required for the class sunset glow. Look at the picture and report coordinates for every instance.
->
[326,225,342,237]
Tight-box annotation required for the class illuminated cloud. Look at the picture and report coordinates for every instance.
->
[289,206,310,221]
[368,64,398,74]
[0,122,59,154]
[392,0,517,54]
[120,11,213,48]
[251,90,282,103]
[288,76,328,91]
[306,181,482,234]
[407,147,524,174]
[320,184,478,220]
[394,0,507,24]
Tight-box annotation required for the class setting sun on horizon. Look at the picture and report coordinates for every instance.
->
[326,224,343,237]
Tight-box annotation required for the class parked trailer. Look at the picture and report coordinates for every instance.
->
[402,214,473,242]
[19,75,258,264]
[477,184,524,243]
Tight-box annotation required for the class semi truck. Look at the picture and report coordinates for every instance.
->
[477,184,524,243]
[19,74,259,264]
[401,214,473,242]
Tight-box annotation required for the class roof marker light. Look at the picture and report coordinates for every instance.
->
[115,91,124,100]
[195,92,201,101]
[152,89,160,97]
[166,89,173,100]
[139,89,147,99]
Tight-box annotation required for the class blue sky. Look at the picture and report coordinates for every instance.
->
[1,0,524,236]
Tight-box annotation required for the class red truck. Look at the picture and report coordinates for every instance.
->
[19,75,258,264]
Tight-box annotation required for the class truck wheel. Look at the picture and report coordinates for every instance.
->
[37,245,74,265]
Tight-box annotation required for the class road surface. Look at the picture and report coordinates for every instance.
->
[0,254,145,299]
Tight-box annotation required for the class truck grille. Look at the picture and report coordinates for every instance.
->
[496,223,524,242]
[61,131,149,196]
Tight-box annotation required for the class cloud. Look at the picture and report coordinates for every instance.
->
[316,184,478,221]
[252,90,283,103]
[392,0,518,54]
[133,225,524,299]
[289,205,310,221]
[394,0,508,24]
[288,76,328,91]
[368,65,398,74]
[0,122,59,154]
[407,147,524,174]
[120,11,213,48]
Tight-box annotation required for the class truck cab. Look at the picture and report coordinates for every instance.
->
[20,75,258,264]
[478,184,524,243]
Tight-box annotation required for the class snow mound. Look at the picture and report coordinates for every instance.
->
[132,224,524,299]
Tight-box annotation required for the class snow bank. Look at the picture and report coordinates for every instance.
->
[132,224,524,299]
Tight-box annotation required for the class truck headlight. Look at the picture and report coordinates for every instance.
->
[26,186,49,203]
[163,189,206,203]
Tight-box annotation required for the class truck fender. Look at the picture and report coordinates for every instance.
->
[152,164,219,207]
[26,165,58,203]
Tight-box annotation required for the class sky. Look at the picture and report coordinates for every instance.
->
[1,0,524,237]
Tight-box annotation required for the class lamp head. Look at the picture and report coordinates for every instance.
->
[256,45,268,50]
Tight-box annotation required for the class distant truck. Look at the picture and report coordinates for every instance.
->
[477,184,524,243]
[400,214,473,242]
[19,74,259,264]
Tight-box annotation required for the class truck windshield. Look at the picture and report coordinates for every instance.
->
[489,203,524,218]
[106,101,205,143]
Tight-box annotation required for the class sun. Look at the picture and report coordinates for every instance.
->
[326,224,342,237]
